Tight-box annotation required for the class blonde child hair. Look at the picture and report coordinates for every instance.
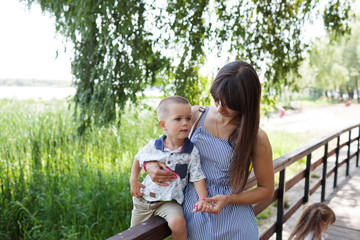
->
[157,96,190,121]
[289,202,336,240]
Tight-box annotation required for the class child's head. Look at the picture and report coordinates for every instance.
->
[157,96,192,140]
[289,202,336,240]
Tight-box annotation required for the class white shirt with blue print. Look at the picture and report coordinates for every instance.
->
[136,135,205,204]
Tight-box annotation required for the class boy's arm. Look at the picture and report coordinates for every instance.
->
[193,179,208,200]
[189,147,212,212]
[130,159,145,198]
[193,179,212,213]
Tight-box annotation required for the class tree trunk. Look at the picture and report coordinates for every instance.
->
[355,77,360,103]
[346,84,353,100]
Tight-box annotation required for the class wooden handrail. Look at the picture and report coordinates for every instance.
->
[107,216,170,240]
[107,122,360,240]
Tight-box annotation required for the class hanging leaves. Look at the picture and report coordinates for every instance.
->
[22,0,354,131]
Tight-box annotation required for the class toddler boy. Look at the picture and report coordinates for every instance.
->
[130,96,210,240]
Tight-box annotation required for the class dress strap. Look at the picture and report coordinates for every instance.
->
[199,106,209,127]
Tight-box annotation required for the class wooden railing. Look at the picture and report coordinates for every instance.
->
[108,122,360,240]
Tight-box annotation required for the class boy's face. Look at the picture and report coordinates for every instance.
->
[159,103,192,141]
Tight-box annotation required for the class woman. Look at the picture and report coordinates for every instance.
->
[146,61,274,239]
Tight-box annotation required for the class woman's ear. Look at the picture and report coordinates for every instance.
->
[159,120,166,130]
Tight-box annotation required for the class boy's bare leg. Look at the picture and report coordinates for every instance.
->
[168,215,187,240]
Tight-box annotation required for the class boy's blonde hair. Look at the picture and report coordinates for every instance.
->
[157,96,190,121]
[289,202,336,240]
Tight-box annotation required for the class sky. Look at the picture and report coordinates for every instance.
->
[0,0,72,82]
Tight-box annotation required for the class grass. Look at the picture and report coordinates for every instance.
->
[266,130,311,182]
[0,99,161,239]
[0,99,314,239]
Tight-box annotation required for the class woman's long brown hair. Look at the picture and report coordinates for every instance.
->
[210,61,261,193]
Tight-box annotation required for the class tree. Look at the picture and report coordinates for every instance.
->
[341,15,360,102]
[295,57,322,100]
[310,38,349,102]
[306,14,360,103]
[22,0,354,131]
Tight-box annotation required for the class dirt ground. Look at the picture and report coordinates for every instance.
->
[258,102,360,239]
[261,103,360,136]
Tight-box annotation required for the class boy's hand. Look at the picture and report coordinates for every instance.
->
[192,198,213,213]
[203,195,229,215]
[130,181,145,198]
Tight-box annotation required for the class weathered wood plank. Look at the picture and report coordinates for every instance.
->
[107,216,170,240]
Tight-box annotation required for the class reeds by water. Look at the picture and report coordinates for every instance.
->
[0,99,160,239]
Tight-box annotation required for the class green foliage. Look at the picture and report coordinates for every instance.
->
[311,172,320,178]
[341,15,360,102]
[310,38,349,100]
[304,14,360,102]
[266,131,310,160]
[0,99,160,239]
[323,0,353,40]
[256,207,272,223]
[21,0,355,130]
[20,0,351,133]
[271,197,290,209]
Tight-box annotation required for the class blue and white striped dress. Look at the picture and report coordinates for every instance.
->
[183,107,259,240]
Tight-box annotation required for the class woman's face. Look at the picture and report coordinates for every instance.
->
[214,100,240,118]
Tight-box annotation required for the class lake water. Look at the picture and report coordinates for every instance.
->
[0,86,163,101]
[0,86,76,100]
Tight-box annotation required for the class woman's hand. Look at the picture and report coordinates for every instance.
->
[203,195,229,215]
[145,161,177,186]
[193,198,213,213]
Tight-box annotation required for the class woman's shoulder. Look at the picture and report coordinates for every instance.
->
[191,105,202,114]
[191,105,210,120]
[191,105,209,112]
[257,128,269,140]
[256,128,272,150]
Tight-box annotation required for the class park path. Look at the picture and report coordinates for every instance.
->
[323,167,360,240]
[261,103,360,137]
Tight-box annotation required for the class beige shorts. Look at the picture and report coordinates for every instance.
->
[130,197,184,227]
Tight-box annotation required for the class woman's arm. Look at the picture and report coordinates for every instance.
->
[144,161,177,186]
[205,128,274,214]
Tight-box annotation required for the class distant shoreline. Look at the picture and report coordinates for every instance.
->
[0,79,72,88]
[0,86,76,100]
